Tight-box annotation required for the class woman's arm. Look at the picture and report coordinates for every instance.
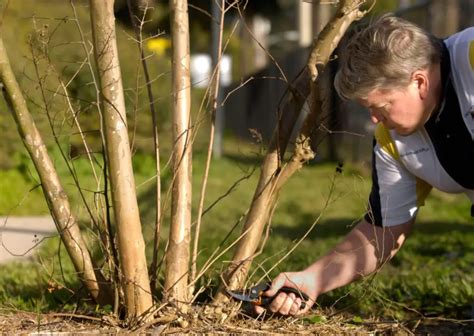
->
[257,218,414,315]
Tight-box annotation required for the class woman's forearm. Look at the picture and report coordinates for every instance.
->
[306,219,413,295]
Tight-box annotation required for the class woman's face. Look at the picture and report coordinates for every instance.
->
[358,70,437,136]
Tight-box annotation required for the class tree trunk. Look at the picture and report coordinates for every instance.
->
[164,0,193,307]
[0,37,111,305]
[216,0,367,301]
[89,0,153,319]
[125,0,163,293]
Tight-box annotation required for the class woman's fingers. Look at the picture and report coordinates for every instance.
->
[271,292,296,315]
[255,291,311,316]
[289,297,302,316]
[253,270,317,316]
[254,304,265,315]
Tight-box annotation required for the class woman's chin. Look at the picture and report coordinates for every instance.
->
[394,127,416,136]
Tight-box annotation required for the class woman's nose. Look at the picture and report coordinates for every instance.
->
[370,110,383,124]
[371,115,381,124]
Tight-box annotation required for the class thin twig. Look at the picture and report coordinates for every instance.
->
[235,4,288,84]
[191,0,226,286]
[258,171,340,283]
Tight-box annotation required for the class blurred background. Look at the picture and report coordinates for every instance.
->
[1,0,473,172]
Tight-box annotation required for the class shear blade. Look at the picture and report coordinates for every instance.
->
[227,282,272,305]
[226,289,255,303]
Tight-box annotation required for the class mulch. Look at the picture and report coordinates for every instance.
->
[0,308,473,335]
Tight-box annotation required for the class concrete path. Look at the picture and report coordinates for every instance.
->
[0,216,56,264]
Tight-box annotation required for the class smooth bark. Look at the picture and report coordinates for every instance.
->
[164,0,193,306]
[89,0,153,319]
[0,37,111,305]
[125,0,163,292]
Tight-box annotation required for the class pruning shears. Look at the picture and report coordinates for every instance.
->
[226,282,309,310]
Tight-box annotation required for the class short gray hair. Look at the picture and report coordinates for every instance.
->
[334,14,443,100]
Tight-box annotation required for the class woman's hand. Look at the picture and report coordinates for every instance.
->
[255,270,318,316]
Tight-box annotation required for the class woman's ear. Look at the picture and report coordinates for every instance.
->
[411,70,429,99]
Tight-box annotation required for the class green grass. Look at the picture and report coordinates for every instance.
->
[0,146,472,320]
[0,170,49,216]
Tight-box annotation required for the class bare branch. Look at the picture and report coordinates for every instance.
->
[190,0,225,291]
[89,0,153,320]
[164,0,193,309]
[125,0,163,294]
[0,36,112,305]
[215,0,368,302]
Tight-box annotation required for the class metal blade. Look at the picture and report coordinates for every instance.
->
[226,289,255,303]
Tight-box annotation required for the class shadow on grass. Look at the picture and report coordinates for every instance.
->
[140,201,473,246]
[270,201,473,242]
[270,218,354,240]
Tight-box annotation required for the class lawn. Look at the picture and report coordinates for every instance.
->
[0,142,472,325]
[0,0,472,333]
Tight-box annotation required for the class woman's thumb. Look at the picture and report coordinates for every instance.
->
[264,273,290,297]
